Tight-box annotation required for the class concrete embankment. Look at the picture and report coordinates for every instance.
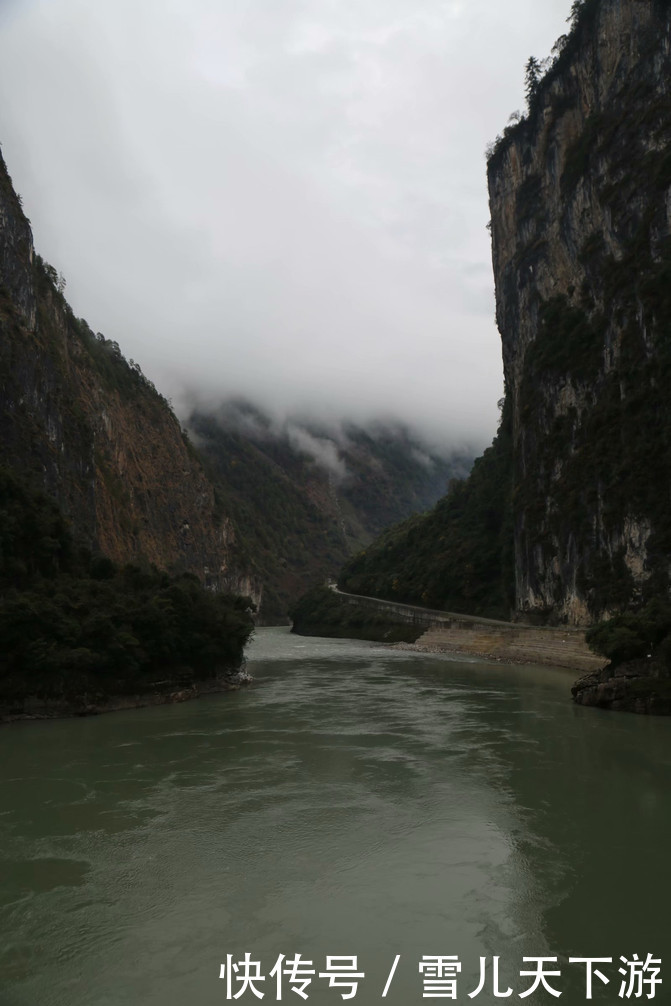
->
[331,588,606,672]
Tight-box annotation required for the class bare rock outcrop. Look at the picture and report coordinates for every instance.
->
[488,0,671,625]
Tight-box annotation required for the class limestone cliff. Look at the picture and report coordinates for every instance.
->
[488,0,671,624]
[0,150,260,605]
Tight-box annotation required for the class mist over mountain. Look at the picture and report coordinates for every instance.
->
[187,398,472,621]
[186,397,470,473]
[0,0,577,450]
[0,135,470,655]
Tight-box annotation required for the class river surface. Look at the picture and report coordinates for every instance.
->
[0,628,669,1005]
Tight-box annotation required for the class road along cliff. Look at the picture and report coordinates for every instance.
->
[291,586,605,673]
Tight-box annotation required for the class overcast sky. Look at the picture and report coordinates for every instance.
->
[0,0,570,448]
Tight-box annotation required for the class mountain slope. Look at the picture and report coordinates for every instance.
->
[0,149,259,603]
[1,147,472,625]
[189,403,470,621]
[0,463,255,716]
[338,0,671,630]
[488,0,671,623]
[0,150,258,712]
[338,399,513,620]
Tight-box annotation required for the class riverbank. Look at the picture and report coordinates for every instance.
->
[402,624,604,674]
[388,639,584,670]
[572,658,671,714]
[289,587,423,643]
[388,623,671,716]
[291,586,605,673]
[0,670,252,725]
[4,628,670,1006]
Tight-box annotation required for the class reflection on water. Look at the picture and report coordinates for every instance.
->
[0,628,669,1005]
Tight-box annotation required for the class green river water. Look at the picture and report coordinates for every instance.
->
[0,628,669,1004]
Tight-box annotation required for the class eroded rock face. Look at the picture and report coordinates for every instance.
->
[0,153,35,330]
[488,0,671,625]
[572,658,671,714]
[0,152,262,608]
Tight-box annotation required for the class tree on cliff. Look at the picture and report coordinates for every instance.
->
[524,56,543,110]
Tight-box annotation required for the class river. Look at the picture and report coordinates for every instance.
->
[0,628,669,1004]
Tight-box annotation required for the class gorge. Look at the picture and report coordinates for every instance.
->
[1,3,670,1002]
[0,143,465,715]
[308,0,671,711]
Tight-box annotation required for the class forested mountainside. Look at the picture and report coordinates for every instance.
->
[339,0,671,631]
[338,399,513,620]
[0,465,255,715]
[189,404,470,622]
[0,149,256,713]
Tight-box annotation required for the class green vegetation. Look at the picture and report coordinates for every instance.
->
[0,467,255,705]
[500,5,671,620]
[520,296,605,390]
[337,398,514,620]
[488,0,671,176]
[189,409,468,622]
[0,148,25,212]
[524,57,544,108]
[586,600,671,669]
[517,226,671,616]
[289,587,422,643]
[336,422,469,537]
[487,0,602,172]
[350,0,671,634]
[189,412,348,622]
[34,256,175,412]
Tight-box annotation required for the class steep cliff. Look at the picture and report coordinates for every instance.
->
[0,147,467,624]
[0,150,259,605]
[335,0,671,634]
[488,0,671,624]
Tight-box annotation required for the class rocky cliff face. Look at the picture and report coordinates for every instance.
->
[488,0,671,624]
[1,149,457,622]
[0,161,35,331]
[0,151,261,606]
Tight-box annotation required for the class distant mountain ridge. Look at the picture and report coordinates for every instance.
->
[189,402,471,621]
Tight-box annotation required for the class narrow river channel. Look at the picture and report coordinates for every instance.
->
[0,628,669,1004]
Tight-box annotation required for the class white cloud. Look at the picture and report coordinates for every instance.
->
[0,0,572,447]
[285,425,349,481]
